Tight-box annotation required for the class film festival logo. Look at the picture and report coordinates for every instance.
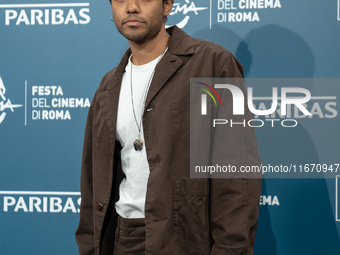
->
[167,0,207,28]
[197,82,313,128]
[0,76,22,124]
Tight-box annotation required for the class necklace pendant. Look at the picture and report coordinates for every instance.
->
[133,135,143,151]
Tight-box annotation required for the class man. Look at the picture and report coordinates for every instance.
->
[75,0,262,254]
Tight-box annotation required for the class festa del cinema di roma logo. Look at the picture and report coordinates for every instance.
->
[196,82,313,128]
[0,77,22,124]
[167,0,207,28]
[0,76,91,124]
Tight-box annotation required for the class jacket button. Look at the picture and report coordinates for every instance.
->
[98,203,104,211]
[146,106,154,111]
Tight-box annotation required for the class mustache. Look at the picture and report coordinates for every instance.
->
[122,15,146,24]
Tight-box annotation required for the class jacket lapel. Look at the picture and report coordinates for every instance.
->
[145,26,195,109]
[144,53,183,108]
[96,49,131,148]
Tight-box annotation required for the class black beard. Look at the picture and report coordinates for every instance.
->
[114,6,164,44]
[118,26,152,43]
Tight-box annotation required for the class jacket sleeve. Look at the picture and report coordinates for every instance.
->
[209,55,262,255]
[75,101,95,255]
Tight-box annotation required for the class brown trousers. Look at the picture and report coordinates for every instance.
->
[113,215,146,255]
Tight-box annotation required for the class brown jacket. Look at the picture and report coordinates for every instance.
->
[75,26,262,255]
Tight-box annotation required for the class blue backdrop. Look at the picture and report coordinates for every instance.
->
[0,0,339,254]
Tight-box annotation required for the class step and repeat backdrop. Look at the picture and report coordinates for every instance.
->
[1,0,340,254]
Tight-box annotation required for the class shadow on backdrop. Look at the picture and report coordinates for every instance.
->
[240,24,340,254]
[193,25,276,255]
[194,24,340,254]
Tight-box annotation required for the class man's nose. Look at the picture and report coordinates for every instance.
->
[126,0,140,14]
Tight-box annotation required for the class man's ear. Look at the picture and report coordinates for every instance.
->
[163,0,173,17]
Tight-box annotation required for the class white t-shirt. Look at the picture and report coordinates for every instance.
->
[115,52,166,218]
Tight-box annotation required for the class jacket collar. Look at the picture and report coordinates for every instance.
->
[166,25,195,56]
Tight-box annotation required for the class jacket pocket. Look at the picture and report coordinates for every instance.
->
[173,178,210,255]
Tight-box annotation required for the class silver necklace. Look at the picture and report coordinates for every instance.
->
[130,49,167,151]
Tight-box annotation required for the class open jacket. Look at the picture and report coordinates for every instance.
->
[76,26,262,255]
